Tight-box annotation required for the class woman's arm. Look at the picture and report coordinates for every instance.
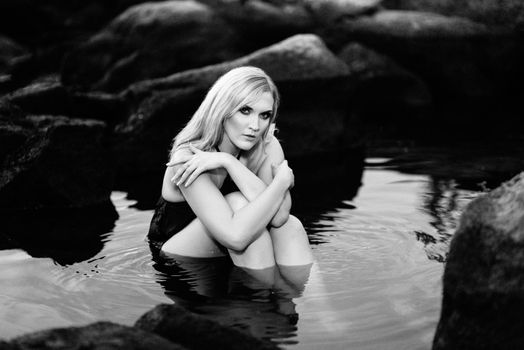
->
[170,139,292,226]
[177,160,293,251]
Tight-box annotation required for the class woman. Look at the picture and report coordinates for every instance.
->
[148,66,313,270]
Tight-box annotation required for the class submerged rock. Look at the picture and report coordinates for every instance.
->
[135,304,278,350]
[8,321,186,349]
[61,0,241,92]
[114,34,352,180]
[433,172,524,349]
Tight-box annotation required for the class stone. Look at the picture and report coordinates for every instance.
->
[304,0,381,24]
[199,0,315,51]
[0,34,27,74]
[0,115,114,210]
[433,172,524,349]
[383,0,524,31]
[337,42,431,123]
[113,34,352,180]
[2,76,127,125]
[135,304,278,350]
[61,0,241,92]
[8,321,186,349]
[328,10,524,118]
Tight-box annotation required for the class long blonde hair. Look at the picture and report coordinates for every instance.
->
[170,66,280,158]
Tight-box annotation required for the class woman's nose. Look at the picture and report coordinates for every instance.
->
[248,115,260,131]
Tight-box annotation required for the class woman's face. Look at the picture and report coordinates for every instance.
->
[222,91,273,153]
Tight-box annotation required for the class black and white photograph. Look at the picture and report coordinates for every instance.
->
[1,1,524,349]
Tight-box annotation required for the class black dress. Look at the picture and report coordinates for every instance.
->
[147,169,239,250]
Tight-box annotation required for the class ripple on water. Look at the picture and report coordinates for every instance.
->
[1,162,488,348]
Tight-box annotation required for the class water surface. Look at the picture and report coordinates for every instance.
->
[1,144,522,349]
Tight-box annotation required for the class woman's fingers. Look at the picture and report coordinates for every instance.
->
[184,167,205,187]
[177,163,198,186]
[166,154,192,167]
[171,165,186,183]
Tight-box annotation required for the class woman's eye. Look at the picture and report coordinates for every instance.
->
[260,112,272,120]
[239,107,250,115]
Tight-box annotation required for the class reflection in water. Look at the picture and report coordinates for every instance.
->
[416,178,481,262]
[152,253,312,345]
[0,202,118,265]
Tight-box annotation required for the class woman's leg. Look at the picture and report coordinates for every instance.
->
[269,215,314,266]
[161,192,276,269]
[224,192,276,270]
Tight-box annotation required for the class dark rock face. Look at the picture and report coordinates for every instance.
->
[2,76,128,124]
[337,42,431,129]
[8,321,186,349]
[0,115,114,210]
[114,34,352,179]
[198,0,315,51]
[61,0,242,92]
[135,304,278,350]
[383,0,524,31]
[328,10,524,121]
[433,172,524,349]
[0,35,27,74]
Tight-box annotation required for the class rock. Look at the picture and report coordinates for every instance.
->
[199,0,315,51]
[61,0,242,92]
[135,304,278,350]
[305,0,381,24]
[0,115,115,210]
[337,42,431,125]
[8,321,186,349]
[433,172,524,349]
[1,202,117,266]
[2,76,128,125]
[383,0,524,32]
[328,10,524,118]
[0,34,27,74]
[114,34,352,180]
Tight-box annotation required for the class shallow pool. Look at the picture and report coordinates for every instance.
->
[1,144,522,349]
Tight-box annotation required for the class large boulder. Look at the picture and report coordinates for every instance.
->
[383,0,524,31]
[337,41,431,128]
[7,321,186,349]
[198,0,315,51]
[114,34,352,180]
[0,115,114,210]
[61,0,242,92]
[433,172,524,349]
[1,76,128,125]
[135,304,278,350]
[327,10,524,120]
[305,0,381,24]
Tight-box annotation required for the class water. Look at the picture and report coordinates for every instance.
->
[1,144,522,349]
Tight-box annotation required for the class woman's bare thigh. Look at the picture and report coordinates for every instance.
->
[161,218,226,258]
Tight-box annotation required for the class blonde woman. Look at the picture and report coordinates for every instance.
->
[148,66,313,270]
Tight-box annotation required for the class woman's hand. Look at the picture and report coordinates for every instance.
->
[168,144,230,187]
[272,160,294,190]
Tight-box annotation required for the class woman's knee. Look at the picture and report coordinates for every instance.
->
[283,215,305,232]
[224,191,249,211]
